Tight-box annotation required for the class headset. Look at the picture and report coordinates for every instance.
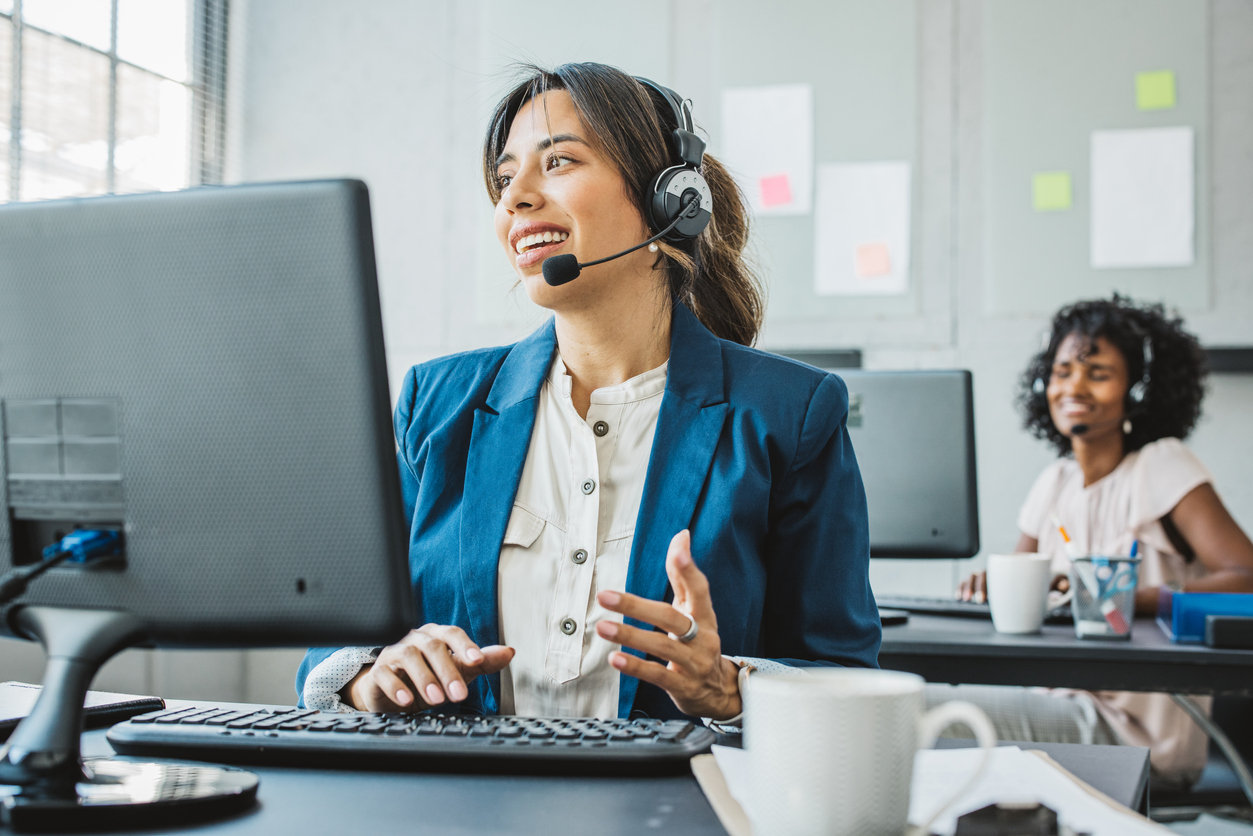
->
[541,77,714,286]
[634,77,713,242]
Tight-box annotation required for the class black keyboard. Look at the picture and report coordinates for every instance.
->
[876,594,1074,625]
[106,705,715,775]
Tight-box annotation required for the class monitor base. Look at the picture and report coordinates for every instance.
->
[3,756,259,832]
[0,606,260,831]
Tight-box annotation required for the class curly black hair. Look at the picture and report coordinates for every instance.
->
[1018,294,1207,455]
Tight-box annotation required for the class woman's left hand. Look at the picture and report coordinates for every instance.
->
[595,530,742,720]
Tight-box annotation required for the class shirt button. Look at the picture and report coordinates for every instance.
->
[572,549,588,565]
[560,617,577,635]
[581,479,596,495]
[593,421,609,437]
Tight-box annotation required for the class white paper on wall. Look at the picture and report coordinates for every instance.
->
[1090,127,1194,268]
[813,161,911,296]
[720,84,814,217]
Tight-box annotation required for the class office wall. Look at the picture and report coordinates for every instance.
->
[6,0,1247,702]
[229,0,1253,584]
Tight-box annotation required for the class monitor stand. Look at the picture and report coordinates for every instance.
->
[0,606,259,832]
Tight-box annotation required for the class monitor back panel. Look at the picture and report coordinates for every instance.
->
[0,180,414,646]
[838,370,979,558]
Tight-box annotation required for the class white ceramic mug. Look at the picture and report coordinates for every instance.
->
[986,552,1054,634]
[744,669,996,836]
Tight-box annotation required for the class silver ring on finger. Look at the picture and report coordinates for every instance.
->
[676,612,699,643]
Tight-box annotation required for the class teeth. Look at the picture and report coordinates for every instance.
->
[515,230,569,254]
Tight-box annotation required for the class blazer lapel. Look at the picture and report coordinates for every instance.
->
[460,318,556,710]
[618,304,728,716]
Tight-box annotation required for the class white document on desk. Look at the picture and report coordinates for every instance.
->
[710,744,1168,836]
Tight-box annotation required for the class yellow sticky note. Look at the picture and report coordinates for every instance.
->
[1033,172,1071,211]
[1136,70,1176,111]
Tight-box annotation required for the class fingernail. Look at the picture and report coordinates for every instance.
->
[425,684,444,705]
[395,689,412,706]
[601,591,621,607]
[449,681,468,701]
[598,621,618,639]
[466,648,484,664]
[610,653,627,670]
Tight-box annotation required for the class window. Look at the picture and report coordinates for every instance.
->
[0,0,227,203]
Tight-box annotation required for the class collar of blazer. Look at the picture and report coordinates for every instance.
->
[462,302,730,717]
[482,301,727,413]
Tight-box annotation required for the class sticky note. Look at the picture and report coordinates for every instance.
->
[1033,172,1072,211]
[1136,70,1176,111]
[759,174,793,208]
[854,243,892,279]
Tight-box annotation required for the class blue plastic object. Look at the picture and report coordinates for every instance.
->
[1157,589,1253,643]
[41,530,122,564]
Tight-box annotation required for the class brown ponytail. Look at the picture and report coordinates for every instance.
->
[483,63,765,346]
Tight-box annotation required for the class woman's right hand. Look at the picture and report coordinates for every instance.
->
[342,624,514,712]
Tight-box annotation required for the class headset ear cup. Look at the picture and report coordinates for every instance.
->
[1031,377,1048,412]
[1128,379,1147,406]
[648,167,713,242]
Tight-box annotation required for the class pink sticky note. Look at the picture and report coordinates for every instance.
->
[854,242,892,278]
[758,174,792,208]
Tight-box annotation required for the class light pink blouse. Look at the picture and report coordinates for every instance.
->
[1018,437,1214,780]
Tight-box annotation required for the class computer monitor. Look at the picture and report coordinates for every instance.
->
[836,370,980,558]
[0,180,413,826]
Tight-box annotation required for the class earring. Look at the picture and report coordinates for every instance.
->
[647,242,659,253]
[1122,418,1132,434]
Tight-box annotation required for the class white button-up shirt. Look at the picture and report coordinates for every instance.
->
[497,354,667,718]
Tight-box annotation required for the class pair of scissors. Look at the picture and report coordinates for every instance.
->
[1095,561,1136,604]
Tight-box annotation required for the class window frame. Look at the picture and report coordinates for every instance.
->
[2,0,229,202]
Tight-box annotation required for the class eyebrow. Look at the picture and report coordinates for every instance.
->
[495,133,588,169]
[1054,358,1116,371]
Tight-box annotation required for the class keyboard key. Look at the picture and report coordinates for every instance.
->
[359,723,389,734]
[204,712,254,726]
[526,730,554,740]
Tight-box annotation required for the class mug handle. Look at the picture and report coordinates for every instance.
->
[907,700,997,836]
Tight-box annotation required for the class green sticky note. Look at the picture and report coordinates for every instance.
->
[1136,70,1176,110]
[1033,172,1072,211]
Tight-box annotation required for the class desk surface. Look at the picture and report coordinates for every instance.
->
[880,614,1253,695]
[74,716,1150,834]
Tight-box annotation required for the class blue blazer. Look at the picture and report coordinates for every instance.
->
[297,303,880,718]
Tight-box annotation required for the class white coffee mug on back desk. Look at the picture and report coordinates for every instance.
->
[744,669,996,836]
[986,552,1055,634]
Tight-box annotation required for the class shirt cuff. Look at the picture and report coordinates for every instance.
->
[302,646,379,713]
[703,656,798,732]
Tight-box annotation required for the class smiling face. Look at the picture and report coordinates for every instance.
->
[492,90,658,308]
[1046,332,1131,438]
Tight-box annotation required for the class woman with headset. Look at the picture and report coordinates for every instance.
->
[295,63,880,724]
[950,295,1253,785]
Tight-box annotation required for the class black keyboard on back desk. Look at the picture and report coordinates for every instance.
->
[106,705,715,775]
[876,594,1074,625]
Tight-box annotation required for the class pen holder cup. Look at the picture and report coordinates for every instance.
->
[1070,556,1139,640]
